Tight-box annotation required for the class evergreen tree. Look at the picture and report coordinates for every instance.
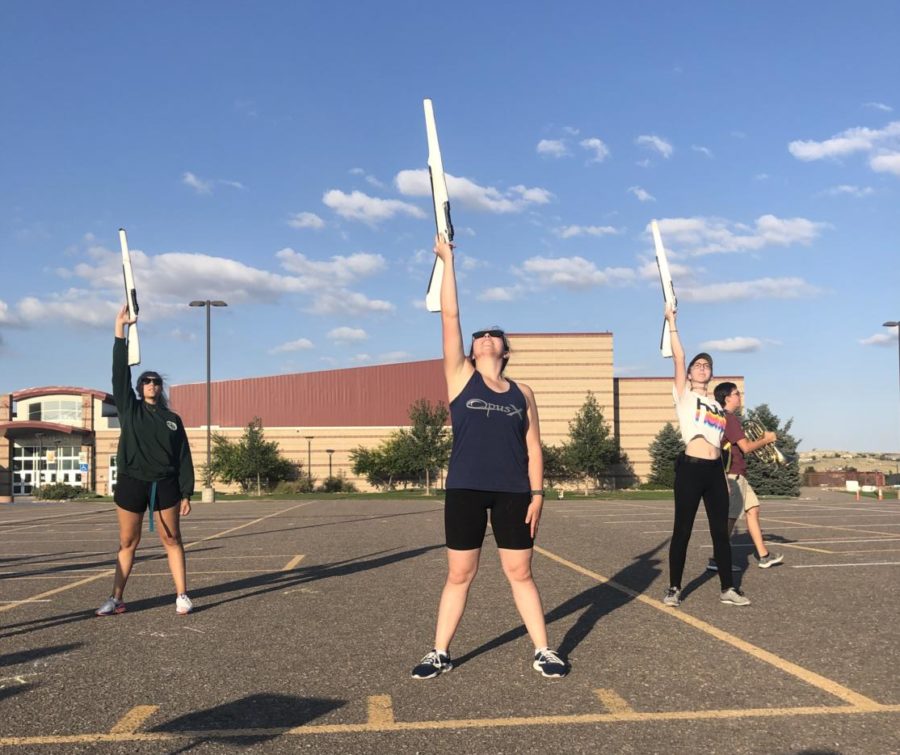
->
[209,418,296,495]
[647,422,685,488]
[743,404,801,497]
[562,392,621,491]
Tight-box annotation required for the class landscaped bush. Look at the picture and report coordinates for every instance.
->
[318,472,358,493]
[33,483,94,501]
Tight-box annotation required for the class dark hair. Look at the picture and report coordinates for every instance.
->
[468,327,511,375]
[714,381,737,407]
[135,371,169,409]
[688,352,714,374]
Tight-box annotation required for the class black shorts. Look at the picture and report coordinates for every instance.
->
[444,489,534,551]
[114,473,181,515]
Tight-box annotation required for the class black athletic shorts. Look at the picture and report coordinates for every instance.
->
[114,473,181,515]
[444,489,534,550]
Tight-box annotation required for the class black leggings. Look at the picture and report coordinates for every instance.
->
[669,455,733,590]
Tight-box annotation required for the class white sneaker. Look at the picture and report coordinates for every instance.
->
[720,587,751,606]
[175,593,193,615]
[95,596,126,616]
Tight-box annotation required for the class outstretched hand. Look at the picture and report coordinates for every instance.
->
[117,303,137,326]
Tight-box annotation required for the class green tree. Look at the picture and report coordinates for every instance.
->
[647,422,685,488]
[407,399,453,495]
[562,392,622,492]
[541,443,571,489]
[743,404,801,497]
[209,418,297,495]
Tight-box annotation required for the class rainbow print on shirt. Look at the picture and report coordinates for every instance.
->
[694,397,726,432]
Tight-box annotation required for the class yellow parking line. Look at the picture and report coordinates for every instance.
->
[763,517,900,538]
[594,689,634,713]
[0,501,317,614]
[282,555,305,571]
[533,545,881,709]
[109,705,158,734]
[365,695,395,726]
[1,703,899,745]
[778,543,834,554]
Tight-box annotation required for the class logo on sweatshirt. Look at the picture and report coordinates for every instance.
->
[166,420,178,431]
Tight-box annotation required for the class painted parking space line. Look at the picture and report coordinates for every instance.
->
[0,501,318,614]
[594,688,634,714]
[109,705,159,734]
[533,545,881,708]
[791,561,900,569]
[282,555,305,571]
[700,543,834,554]
[1,701,899,746]
[763,518,900,538]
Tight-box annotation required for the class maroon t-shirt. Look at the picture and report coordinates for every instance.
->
[724,413,747,476]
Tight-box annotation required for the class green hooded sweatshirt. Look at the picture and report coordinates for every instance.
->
[112,338,194,498]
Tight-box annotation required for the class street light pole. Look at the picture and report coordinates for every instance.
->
[305,436,314,489]
[326,449,334,479]
[884,321,900,498]
[190,300,228,503]
[34,432,43,492]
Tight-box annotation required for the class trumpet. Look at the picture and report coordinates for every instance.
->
[744,420,788,465]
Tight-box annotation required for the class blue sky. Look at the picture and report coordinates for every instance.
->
[2,2,899,452]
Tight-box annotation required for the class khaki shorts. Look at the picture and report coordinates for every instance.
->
[727,474,760,519]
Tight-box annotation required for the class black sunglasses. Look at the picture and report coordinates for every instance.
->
[141,377,162,386]
[472,329,505,339]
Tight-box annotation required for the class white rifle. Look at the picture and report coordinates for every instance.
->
[118,228,141,365]
[651,220,677,358]
[423,98,454,313]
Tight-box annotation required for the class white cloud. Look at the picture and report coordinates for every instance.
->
[698,337,763,353]
[691,145,713,158]
[537,139,570,158]
[562,126,580,136]
[556,225,621,239]
[652,215,826,256]
[0,299,20,325]
[635,135,673,159]
[309,290,394,315]
[350,354,372,363]
[322,189,425,224]
[327,326,367,342]
[681,277,822,303]
[287,212,326,230]
[270,338,315,354]
[17,291,120,327]
[395,169,553,214]
[870,151,900,176]
[276,249,385,285]
[788,121,900,162]
[182,172,244,194]
[478,286,524,302]
[823,185,874,197]
[628,186,656,202]
[182,172,212,194]
[860,331,898,346]
[863,102,893,113]
[580,138,610,163]
[519,257,636,290]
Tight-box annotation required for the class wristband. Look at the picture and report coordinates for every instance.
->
[530,489,545,496]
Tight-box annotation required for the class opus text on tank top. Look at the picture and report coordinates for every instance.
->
[446,371,530,492]
[673,385,726,447]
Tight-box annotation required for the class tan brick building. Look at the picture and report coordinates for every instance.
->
[0,332,743,499]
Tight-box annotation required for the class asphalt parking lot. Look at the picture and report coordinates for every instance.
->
[1,488,899,754]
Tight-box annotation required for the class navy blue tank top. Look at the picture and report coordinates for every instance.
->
[445,371,530,492]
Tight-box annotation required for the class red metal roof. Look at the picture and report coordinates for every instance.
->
[12,386,113,402]
[0,421,93,438]
[169,359,448,428]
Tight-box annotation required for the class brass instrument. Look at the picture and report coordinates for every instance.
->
[744,420,788,465]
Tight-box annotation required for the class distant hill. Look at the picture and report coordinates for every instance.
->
[799,450,900,473]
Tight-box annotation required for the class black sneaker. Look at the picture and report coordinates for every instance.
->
[533,648,568,678]
[411,650,452,680]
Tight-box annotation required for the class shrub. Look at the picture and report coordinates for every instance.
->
[319,472,358,493]
[33,483,93,501]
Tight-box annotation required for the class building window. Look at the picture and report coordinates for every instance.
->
[27,400,82,423]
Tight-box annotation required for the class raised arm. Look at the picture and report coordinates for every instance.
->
[666,303,688,395]
[112,304,138,412]
[435,235,472,397]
